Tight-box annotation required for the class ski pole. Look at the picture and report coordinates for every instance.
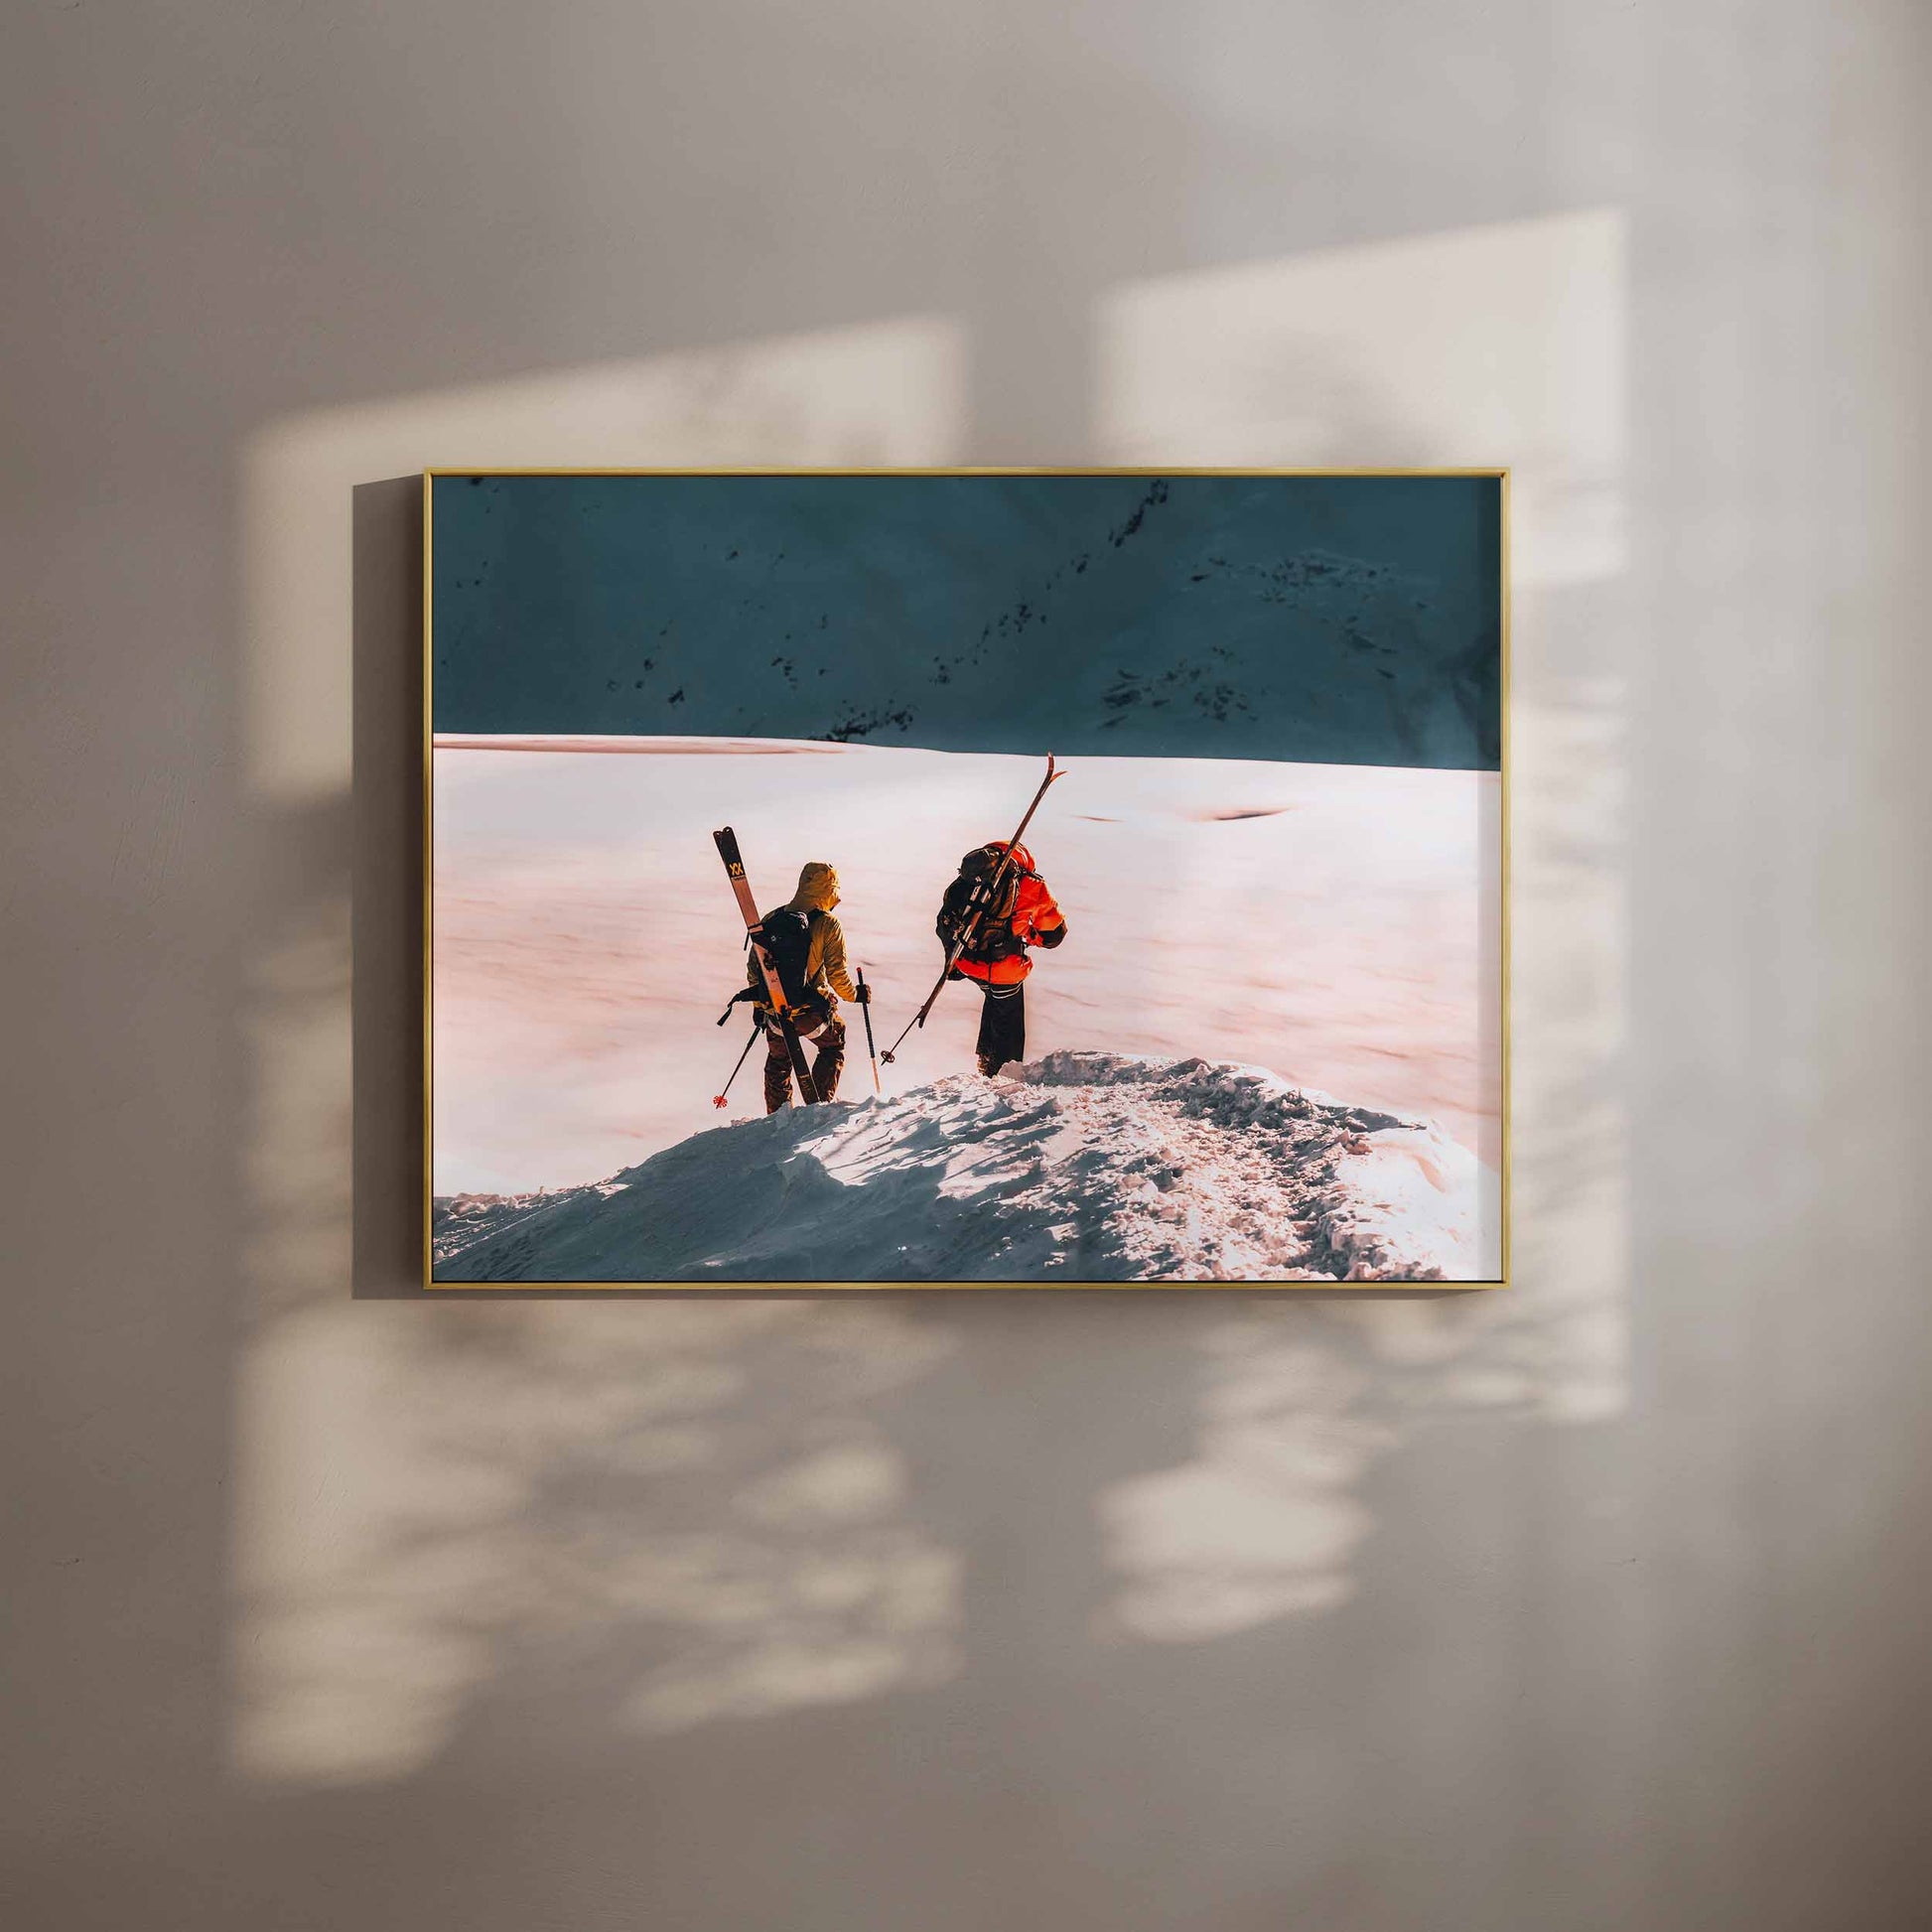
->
[713,1021,762,1110]
[856,968,882,1095]
[882,754,1063,1063]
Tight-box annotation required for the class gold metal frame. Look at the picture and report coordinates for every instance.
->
[422,467,1511,1291]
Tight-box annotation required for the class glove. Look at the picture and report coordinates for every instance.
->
[853,981,871,1005]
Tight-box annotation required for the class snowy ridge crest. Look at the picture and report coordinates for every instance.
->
[435,1051,1495,1286]
[1025,1049,1404,1133]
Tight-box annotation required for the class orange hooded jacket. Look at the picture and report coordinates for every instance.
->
[949,843,1066,987]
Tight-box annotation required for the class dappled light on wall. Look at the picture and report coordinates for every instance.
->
[230,1303,960,1783]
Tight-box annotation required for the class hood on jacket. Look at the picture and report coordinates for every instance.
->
[789,861,841,911]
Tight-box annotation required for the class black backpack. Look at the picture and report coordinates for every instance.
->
[756,906,825,1011]
[937,846,1028,961]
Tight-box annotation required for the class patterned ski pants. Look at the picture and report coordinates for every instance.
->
[763,1013,846,1111]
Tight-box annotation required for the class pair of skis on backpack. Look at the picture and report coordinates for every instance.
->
[710,754,1064,1109]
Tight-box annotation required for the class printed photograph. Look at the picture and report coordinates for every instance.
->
[427,471,1505,1285]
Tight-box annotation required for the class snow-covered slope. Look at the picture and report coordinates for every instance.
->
[434,1051,1498,1285]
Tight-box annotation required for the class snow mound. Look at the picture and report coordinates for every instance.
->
[434,1051,1496,1285]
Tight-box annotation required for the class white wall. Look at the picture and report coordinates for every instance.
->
[4,4,1927,1928]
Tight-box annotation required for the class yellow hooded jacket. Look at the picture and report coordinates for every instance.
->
[748,861,858,1011]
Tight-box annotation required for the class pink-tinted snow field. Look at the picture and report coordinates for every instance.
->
[432,737,1500,1279]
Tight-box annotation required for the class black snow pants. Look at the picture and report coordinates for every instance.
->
[975,981,1026,1075]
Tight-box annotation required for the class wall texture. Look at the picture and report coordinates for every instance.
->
[3,5,1927,1929]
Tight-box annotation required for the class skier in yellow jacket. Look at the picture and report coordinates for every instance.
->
[746,861,868,1110]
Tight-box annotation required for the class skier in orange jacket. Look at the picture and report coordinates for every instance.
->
[935,841,1068,1075]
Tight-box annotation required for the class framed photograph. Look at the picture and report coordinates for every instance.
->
[425,470,1506,1287]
